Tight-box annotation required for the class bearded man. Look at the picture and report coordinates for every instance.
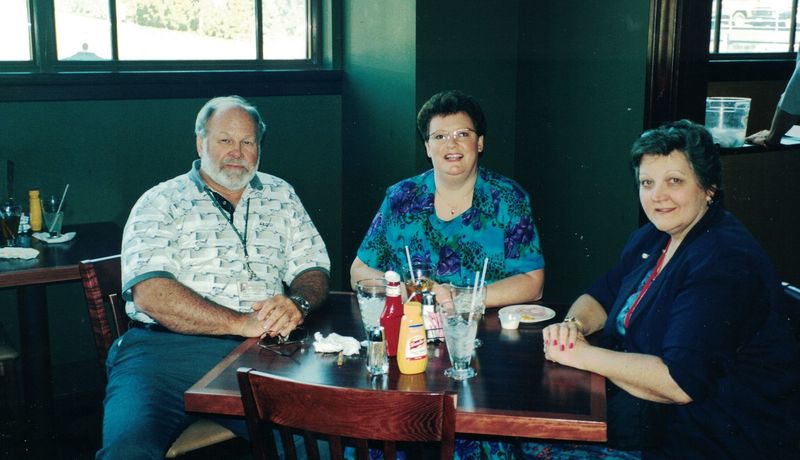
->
[97,96,330,459]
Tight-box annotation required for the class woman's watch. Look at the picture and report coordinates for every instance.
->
[563,315,585,334]
[289,295,311,318]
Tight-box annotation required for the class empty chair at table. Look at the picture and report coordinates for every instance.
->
[237,367,457,460]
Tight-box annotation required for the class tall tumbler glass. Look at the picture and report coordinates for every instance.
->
[1,203,21,246]
[355,278,387,340]
[42,194,65,237]
[448,283,487,347]
[402,262,435,301]
[438,299,481,381]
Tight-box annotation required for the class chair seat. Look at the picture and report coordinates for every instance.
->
[80,255,239,458]
[165,419,236,458]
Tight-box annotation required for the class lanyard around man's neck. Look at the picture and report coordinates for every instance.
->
[206,188,252,256]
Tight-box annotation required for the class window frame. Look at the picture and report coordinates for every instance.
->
[709,0,799,57]
[0,0,339,102]
[646,0,798,130]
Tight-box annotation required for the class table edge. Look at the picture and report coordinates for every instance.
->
[0,265,79,288]
[184,336,609,441]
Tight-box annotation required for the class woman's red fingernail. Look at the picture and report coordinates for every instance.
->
[560,344,565,351]
[569,343,574,349]
[553,339,558,346]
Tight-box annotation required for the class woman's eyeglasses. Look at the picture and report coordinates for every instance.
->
[427,128,477,144]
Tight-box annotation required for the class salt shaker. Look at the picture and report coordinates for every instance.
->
[421,291,444,342]
[366,326,388,375]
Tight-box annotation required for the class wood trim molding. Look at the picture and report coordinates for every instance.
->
[0,69,343,102]
[645,0,713,129]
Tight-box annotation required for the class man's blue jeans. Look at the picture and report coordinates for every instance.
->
[96,327,247,459]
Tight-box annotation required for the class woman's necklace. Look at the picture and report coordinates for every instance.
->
[435,188,472,217]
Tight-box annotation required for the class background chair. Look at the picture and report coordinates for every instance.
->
[782,281,800,341]
[237,367,457,460]
[79,255,236,458]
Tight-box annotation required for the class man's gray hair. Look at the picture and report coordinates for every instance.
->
[194,95,266,141]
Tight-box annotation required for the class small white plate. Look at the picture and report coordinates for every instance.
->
[499,304,556,323]
[32,231,76,244]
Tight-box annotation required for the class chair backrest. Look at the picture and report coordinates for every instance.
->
[79,255,124,370]
[237,368,457,460]
[783,282,800,341]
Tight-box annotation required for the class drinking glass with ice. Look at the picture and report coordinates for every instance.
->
[438,299,481,380]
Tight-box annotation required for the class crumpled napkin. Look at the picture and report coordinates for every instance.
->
[32,232,76,244]
[0,247,39,259]
[312,332,361,356]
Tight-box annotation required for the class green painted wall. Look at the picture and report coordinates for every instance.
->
[341,0,417,284]
[515,1,649,301]
[416,0,520,176]
[0,95,342,396]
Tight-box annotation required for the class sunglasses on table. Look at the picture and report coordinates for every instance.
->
[257,327,309,356]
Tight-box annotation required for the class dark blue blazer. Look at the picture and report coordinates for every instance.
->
[588,204,800,458]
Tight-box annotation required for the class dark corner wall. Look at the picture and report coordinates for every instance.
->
[342,0,650,302]
[516,1,650,301]
[341,0,417,286]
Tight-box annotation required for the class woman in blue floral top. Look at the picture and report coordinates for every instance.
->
[351,89,545,308]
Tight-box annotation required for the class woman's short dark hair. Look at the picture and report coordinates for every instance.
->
[631,119,724,205]
[416,90,487,142]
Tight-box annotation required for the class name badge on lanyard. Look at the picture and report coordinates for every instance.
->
[238,280,271,312]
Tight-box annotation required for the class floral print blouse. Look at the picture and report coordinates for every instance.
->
[357,167,544,286]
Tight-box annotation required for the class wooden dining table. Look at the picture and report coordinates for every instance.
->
[185,292,607,442]
[0,221,122,430]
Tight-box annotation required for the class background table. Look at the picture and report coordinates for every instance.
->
[0,222,122,430]
[186,292,607,442]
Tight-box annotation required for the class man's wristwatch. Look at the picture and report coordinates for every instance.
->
[289,295,311,318]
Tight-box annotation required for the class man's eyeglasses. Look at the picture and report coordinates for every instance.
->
[427,128,477,144]
[258,327,308,356]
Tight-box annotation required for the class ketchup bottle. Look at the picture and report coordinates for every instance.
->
[380,270,404,357]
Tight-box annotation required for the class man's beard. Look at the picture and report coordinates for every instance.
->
[200,150,259,191]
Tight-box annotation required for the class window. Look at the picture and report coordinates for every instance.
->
[0,0,31,61]
[2,0,319,71]
[710,0,799,55]
[0,0,339,102]
[645,0,798,128]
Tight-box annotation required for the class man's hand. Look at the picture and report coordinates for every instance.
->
[745,129,776,147]
[251,294,304,338]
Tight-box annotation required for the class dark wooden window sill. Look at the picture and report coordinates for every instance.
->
[0,69,342,102]
[719,142,800,156]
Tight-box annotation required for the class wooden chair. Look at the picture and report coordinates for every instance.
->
[783,281,800,341]
[79,255,236,458]
[237,367,457,460]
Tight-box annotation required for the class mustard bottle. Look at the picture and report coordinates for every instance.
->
[28,190,43,232]
[397,301,428,374]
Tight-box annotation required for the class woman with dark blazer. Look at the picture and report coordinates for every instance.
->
[542,120,800,458]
